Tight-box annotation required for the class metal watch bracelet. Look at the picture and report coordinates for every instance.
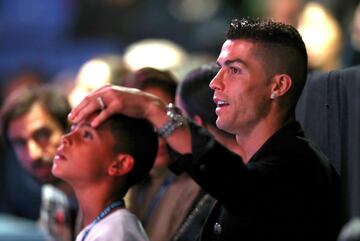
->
[156,103,186,137]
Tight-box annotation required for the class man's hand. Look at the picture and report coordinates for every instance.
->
[68,85,167,128]
[68,85,192,154]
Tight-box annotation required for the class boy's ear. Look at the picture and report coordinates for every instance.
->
[108,154,134,176]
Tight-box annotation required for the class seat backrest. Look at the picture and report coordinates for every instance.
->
[296,65,360,223]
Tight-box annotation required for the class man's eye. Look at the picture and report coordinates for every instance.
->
[230,67,239,74]
[33,128,52,144]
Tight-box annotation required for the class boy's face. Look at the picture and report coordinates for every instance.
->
[52,114,117,186]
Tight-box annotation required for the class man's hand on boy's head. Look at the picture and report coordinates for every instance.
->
[68,85,168,129]
[68,84,192,155]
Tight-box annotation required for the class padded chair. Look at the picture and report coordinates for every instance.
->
[296,65,360,224]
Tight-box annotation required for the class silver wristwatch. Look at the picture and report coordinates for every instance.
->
[157,103,187,137]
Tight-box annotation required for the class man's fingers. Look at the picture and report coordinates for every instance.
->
[69,85,111,122]
[90,107,112,128]
[70,95,102,123]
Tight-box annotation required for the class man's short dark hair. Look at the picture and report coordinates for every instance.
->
[105,114,158,189]
[226,17,308,111]
[0,85,71,143]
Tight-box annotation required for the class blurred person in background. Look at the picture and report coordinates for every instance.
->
[0,67,47,217]
[0,86,76,241]
[176,64,242,156]
[123,67,213,241]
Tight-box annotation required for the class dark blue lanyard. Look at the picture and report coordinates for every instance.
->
[81,199,125,241]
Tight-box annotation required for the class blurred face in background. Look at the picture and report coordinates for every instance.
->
[143,86,173,170]
[8,103,64,183]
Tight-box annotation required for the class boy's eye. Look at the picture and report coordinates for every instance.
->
[83,131,93,140]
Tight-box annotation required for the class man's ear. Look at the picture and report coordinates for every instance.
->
[270,74,292,99]
[108,154,134,176]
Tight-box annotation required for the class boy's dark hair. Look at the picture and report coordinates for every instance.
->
[226,17,308,112]
[0,85,71,143]
[106,114,158,189]
[123,67,178,100]
[177,64,219,126]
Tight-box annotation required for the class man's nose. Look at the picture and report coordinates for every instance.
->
[209,70,223,90]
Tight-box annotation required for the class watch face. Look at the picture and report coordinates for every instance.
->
[167,103,182,117]
[168,104,185,120]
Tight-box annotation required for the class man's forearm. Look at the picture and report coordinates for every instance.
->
[146,100,192,155]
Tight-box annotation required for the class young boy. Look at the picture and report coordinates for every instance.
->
[52,112,158,241]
